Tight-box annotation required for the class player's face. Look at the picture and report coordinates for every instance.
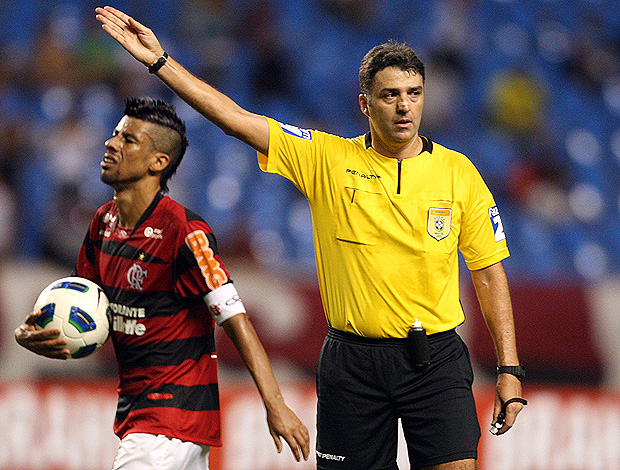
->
[101,116,159,188]
[360,66,424,151]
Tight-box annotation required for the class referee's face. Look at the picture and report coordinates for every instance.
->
[360,66,424,153]
[101,116,166,190]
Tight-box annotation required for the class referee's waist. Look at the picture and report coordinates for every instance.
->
[327,325,456,346]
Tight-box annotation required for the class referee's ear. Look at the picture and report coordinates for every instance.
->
[359,93,370,118]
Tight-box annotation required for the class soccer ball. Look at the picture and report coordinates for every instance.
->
[33,276,111,359]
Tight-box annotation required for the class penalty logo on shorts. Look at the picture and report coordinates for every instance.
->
[428,208,452,241]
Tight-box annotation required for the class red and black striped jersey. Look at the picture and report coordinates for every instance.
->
[75,192,230,447]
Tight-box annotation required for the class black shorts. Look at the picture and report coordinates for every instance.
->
[316,327,480,470]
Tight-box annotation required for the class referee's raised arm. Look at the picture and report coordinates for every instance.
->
[95,6,270,155]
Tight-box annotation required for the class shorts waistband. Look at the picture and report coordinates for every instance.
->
[327,325,456,346]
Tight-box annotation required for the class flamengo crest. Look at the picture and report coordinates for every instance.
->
[127,263,148,291]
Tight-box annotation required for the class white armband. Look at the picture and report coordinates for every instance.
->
[204,283,246,325]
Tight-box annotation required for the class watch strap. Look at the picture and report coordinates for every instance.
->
[148,52,169,74]
[497,365,525,380]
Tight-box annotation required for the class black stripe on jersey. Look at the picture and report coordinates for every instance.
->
[82,231,97,268]
[175,229,221,280]
[176,244,200,279]
[184,207,206,223]
[115,383,220,422]
[97,239,168,264]
[114,335,216,368]
[109,288,204,317]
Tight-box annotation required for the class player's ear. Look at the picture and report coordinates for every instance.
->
[359,93,370,117]
[150,152,170,173]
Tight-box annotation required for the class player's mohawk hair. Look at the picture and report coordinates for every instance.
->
[124,97,189,193]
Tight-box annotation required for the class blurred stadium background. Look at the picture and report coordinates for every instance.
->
[0,0,619,469]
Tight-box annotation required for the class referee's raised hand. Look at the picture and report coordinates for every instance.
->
[95,6,164,69]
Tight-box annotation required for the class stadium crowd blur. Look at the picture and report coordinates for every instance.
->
[1,0,620,386]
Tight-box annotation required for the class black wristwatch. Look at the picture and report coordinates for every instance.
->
[497,365,525,380]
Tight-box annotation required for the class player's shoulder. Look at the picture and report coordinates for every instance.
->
[92,200,117,222]
[96,199,116,212]
[157,196,212,233]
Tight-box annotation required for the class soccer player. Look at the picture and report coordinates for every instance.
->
[14,97,310,469]
[95,7,526,470]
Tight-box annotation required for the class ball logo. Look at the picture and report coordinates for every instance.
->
[127,263,148,291]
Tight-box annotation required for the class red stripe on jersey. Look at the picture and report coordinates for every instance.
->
[115,408,222,447]
[119,354,219,396]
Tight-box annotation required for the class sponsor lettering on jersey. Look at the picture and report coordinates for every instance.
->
[428,208,452,241]
[144,226,163,239]
[489,205,506,242]
[109,302,146,318]
[103,212,117,225]
[346,168,381,180]
[109,302,147,336]
[100,212,117,237]
[112,315,146,336]
[185,230,228,291]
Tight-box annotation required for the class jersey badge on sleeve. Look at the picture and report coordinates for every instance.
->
[280,122,312,140]
[489,205,506,242]
[428,208,452,241]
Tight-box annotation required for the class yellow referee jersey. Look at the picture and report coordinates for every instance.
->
[258,117,509,337]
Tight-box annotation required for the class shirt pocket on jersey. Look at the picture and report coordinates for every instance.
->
[336,187,387,245]
[420,197,458,254]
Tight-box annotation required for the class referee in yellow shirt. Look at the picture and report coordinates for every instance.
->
[97,7,526,469]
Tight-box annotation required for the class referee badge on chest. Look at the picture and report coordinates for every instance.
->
[427,208,452,241]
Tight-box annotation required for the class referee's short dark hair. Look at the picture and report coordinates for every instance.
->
[124,97,189,193]
[359,41,425,95]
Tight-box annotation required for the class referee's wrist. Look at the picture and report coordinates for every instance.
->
[496,365,525,380]
[148,51,168,74]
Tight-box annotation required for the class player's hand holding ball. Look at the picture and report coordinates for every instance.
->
[15,277,111,359]
[15,308,72,359]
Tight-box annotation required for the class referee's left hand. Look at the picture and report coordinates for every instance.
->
[492,374,525,435]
